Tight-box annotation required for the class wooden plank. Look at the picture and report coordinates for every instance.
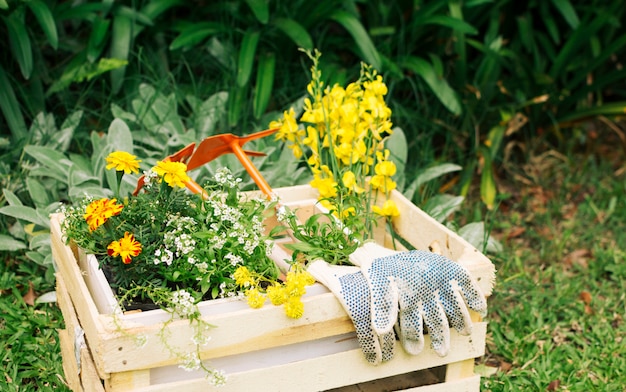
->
[80,347,106,392]
[130,322,486,392]
[106,370,151,392]
[58,329,83,392]
[51,214,110,378]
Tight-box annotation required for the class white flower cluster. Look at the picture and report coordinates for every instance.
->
[170,289,196,318]
[142,169,158,189]
[214,167,242,187]
[154,214,198,266]
[179,353,201,372]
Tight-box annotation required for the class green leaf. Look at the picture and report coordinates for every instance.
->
[385,126,408,172]
[169,23,226,50]
[418,15,477,35]
[244,0,269,24]
[4,10,33,79]
[458,222,502,253]
[107,119,134,153]
[110,14,132,93]
[549,17,604,78]
[141,0,182,19]
[3,189,23,206]
[0,65,27,140]
[26,0,58,49]
[253,52,275,119]
[0,0,8,10]
[272,18,313,50]
[236,30,261,87]
[0,206,47,227]
[399,56,462,115]
[422,195,465,223]
[550,0,580,30]
[87,17,111,62]
[0,235,27,251]
[479,146,496,210]
[26,178,51,209]
[330,10,381,70]
[23,146,72,180]
[404,163,462,201]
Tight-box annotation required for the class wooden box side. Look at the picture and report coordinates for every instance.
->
[125,322,486,392]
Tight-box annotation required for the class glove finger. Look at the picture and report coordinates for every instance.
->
[338,271,386,365]
[361,259,399,335]
[379,331,396,363]
[422,297,450,357]
[440,283,472,335]
[397,305,425,355]
[458,275,488,317]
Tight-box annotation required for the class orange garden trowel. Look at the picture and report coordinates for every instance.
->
[133,128,278,198]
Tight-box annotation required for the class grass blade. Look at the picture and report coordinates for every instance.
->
[87,17,111,62]
[26,0,58,49]
[272,18,313,50]
[141,0,182,19]
[330,10,382,70]
[557,101,626,124]
[549,17,604,79]
[479,146,496,210]
[253,52,275,119]
[4,11,33,79]
[0,65,27,141]
[236,29,260,87]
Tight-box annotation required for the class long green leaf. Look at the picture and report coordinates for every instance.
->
[0,205,48,227]
[110,14,132,93]
[0,235,27,252]
[330,10,381,70]
[253,52,275,119]
[557,102,626,124]
[236,30,260,87]
[272,18,313,50]
[0,65,27,140]
[549,17,604,78]
[399,56,462,115]
[169,23,226,50]
[26,0,58,49]
[416,15,477,35]
[87,17,111,62]
[0,0,8,10]
[550,0,579,30]
[141,0,182,19]
[23,145,71,179]
[479,146,496,210]
[245,0,269,24]
[4,11,33,79]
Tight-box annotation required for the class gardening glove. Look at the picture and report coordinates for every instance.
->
[351,242,487,357]
[307,260,395,365]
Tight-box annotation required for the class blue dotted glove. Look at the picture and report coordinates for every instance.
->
[307,260,395,365]
[352,243,487,357]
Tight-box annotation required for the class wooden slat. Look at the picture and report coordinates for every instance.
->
[58,329,83,392]
[130,322,486,392]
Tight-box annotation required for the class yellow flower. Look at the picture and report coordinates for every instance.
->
[105,151,141,174]
[342,171,365,194]
[233,266,254,287]
[271,108,301,143]
[245,288,265,309]
[153,161,190,188]
[107,232,142,264]
[375,160,397,177]
[372,200,400,218]
[284,296,304,319]
[267,284,287,305]
[370,175,397,192]
[84,198,123,231]
[310,176,337,199]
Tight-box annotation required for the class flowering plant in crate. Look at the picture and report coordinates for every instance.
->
[270,50,400,264]
[59,151,315,382]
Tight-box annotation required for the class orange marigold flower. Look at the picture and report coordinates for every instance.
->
[107,232,142,264]
[105,151,141,174]
[153,161,190,188]
[84,198,123,231]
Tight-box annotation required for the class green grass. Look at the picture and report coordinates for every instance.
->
[479,136,626,390]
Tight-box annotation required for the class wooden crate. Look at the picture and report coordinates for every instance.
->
[51,185,495,392]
